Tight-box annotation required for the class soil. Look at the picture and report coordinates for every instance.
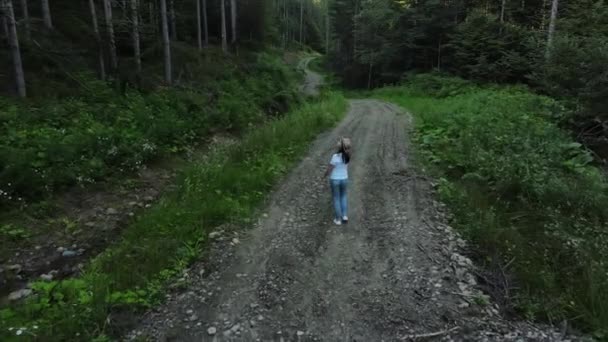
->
[0,136,235,302]
[128,96,588,341]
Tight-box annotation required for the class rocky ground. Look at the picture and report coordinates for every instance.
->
[0,136,235,304]
[127,98,589,341]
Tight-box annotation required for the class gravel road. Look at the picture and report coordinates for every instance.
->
[129,99,581,341]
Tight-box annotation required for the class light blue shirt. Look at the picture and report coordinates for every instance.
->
[330,153,348,180]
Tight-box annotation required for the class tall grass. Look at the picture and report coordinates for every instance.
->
[374,75,608,337]
[0,92,347,341]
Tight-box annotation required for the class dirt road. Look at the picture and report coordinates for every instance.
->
[130,64,577,341]
[131,102,574,341]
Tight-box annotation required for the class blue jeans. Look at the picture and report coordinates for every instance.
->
[330,179,348,220]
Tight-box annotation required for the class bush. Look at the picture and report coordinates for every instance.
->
[375,76,608,335]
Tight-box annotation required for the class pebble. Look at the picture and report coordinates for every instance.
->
[6,264,22,273]
[40,273,54,281]
[62,250,77,257]
[8,289,32,301]
[207,327,217,336]
[106,208,118,215]
[297,331,304,336]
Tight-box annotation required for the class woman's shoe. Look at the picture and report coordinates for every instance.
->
[333,218,342,225]
[342,216,349,224]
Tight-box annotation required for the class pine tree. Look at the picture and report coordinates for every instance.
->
[88,0,105,80]
[3,0,26,97]
[159,0,172,84]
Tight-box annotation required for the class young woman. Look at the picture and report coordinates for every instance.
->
[324,138,352,225]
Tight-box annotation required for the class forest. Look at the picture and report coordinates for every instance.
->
[1,0,608,340]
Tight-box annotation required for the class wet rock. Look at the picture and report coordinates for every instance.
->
[62,250,77,257]
[40,273,54,281]
[8,288,32,301]
[6,264,22,273]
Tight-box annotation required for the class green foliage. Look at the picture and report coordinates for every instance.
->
[0,92,347,341]
[448,11,535,83]
[0,52,299,209]
[375,75,608,335]
[531,34,608,118]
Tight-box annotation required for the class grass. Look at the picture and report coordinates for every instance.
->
[373,74,608,338]
[0,91,347,341]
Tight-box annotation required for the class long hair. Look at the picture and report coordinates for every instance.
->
[337,138,351,164]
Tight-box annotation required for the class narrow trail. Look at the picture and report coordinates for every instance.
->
[130,63,579,342]
[298,57,323,97]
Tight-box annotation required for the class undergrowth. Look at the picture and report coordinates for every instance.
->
[0,91,347,341]
[374,74,608,338]
[0,48,300,209]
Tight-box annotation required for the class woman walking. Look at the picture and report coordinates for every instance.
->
[324,138,352,225]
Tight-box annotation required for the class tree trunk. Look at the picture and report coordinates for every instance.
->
[1,10,8,39]
[202,0,208,45]
[230,0,236,43]
[103,0,117,71]
[88,0,105,80]
[299,0,303,44]
[282,0,286,48]
[546,0,558,59]
[148,2,154,30]
[540,0,548,30]
[159,0,171,84]
[325,0,329,53]
[41,0,52,29]
[220,0,227,52]
[500,0,506,23]
[196,0,202,49]
[169,0,176,40]
[131,0,141,73]
[367,61,373,90]
[437,38,441,71]
[20,0,30,40]
[3,0,26,97]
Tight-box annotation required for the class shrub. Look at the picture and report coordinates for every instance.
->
[375,76,608,335]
